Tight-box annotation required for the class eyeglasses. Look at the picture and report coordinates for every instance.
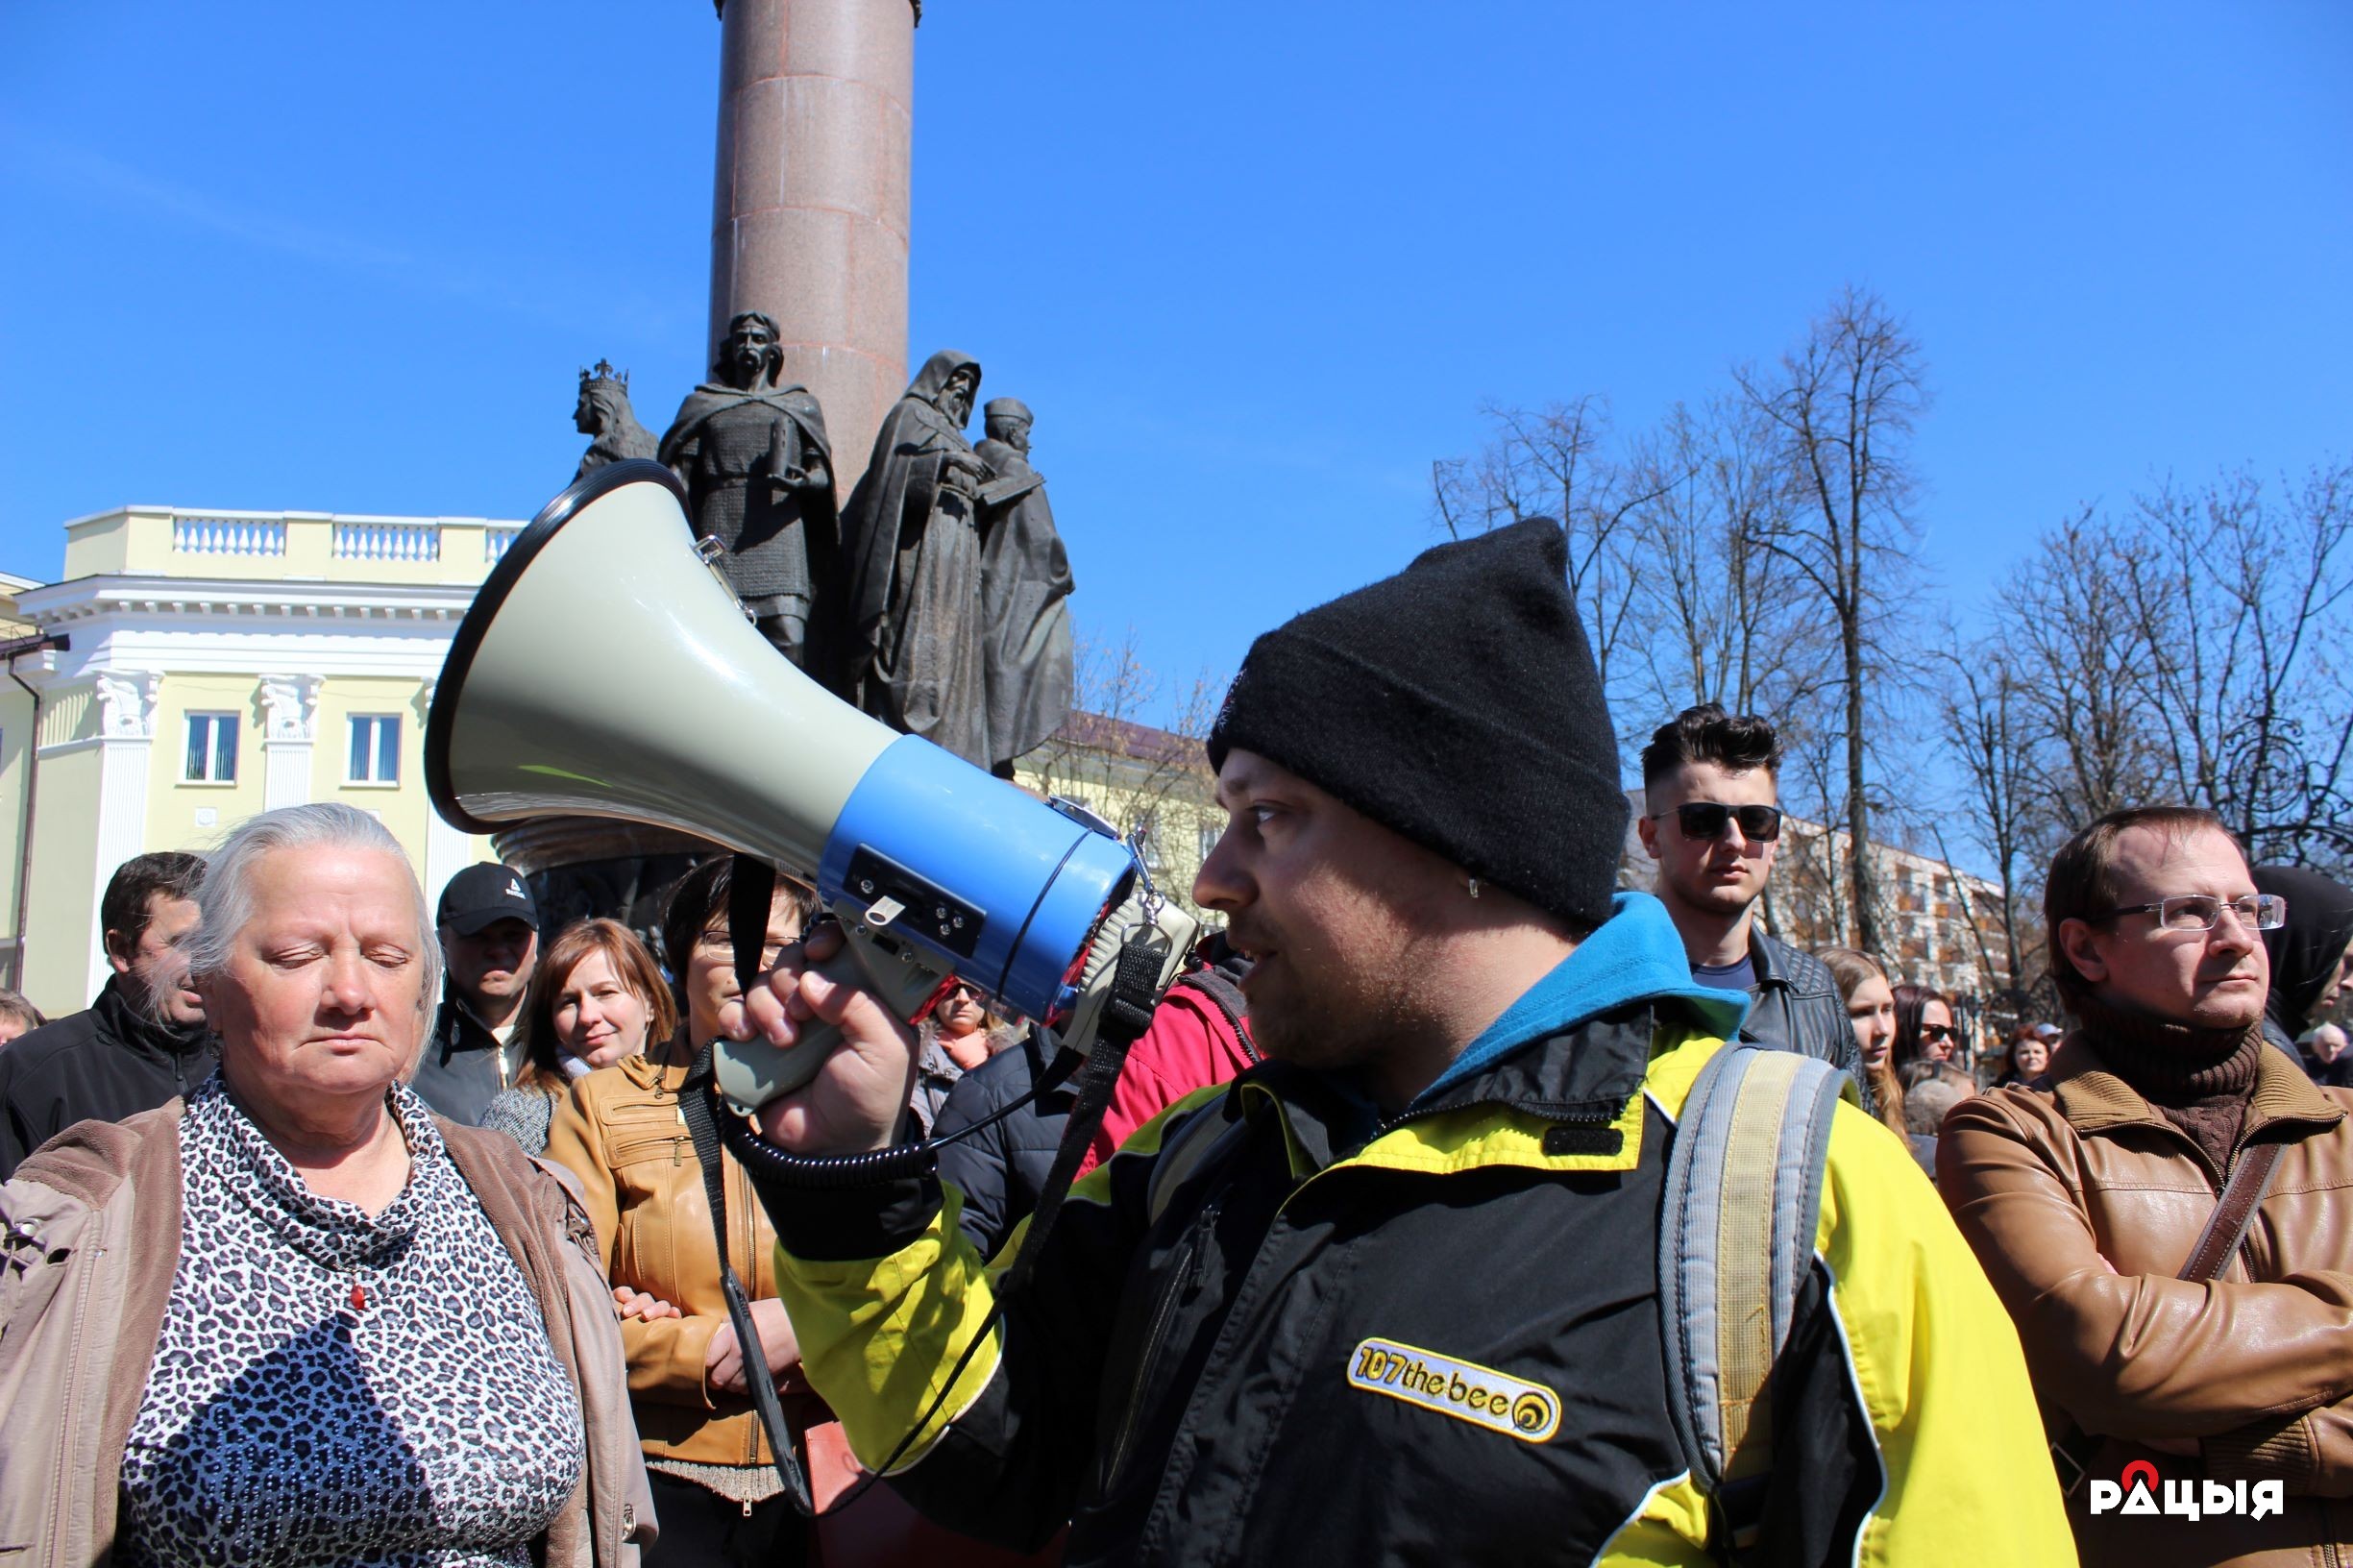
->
[2099,893,2287,933]
[1651,802,1784,843]
[1918,1024,1957,1045]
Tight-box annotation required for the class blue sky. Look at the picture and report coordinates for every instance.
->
[3,2,2347,731]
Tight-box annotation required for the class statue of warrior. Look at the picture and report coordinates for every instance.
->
[658,312,840,672]
[572,360,658,481]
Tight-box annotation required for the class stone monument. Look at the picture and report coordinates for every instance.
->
[836,349,993,763]
[572,359,659,481]
[973,398,1075,777]
[657,309,839,671]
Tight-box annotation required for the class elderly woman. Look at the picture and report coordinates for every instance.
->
[0,804,652,1566]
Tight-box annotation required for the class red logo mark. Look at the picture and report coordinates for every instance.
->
[2120,1459,2159,1493]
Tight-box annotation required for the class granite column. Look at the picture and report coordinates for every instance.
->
[710,0,913,498]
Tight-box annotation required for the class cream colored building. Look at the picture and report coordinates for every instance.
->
[3,505,522,1017]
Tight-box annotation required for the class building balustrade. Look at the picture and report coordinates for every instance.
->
[172,516,286,557]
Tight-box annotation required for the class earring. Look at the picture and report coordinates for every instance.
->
[1467,876,1482,899]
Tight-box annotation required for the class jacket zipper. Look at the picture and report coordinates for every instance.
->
[1104,1198,1220,1493]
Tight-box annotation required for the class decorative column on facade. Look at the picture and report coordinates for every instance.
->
[416,676,477,918]
[709,0,913,497]
[88,670,161,1000]
[257,673,324,812]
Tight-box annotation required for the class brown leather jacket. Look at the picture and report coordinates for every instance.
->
[0,1103,653,1566]
[546,1055,794,1468]
[1940,1035,2353,1566]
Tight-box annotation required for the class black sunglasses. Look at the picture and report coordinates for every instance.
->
[1651,802,1784,843]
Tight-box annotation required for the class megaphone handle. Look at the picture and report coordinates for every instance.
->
[711,914,949,1116]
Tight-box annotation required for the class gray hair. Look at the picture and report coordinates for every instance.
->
[178,803,442,1005]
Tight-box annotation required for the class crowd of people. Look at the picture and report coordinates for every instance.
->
[3,517,2353,1564]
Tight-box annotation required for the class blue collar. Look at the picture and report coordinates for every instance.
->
[1411,892,1749,1108]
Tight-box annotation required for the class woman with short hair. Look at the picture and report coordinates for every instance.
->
[483,918,677,1155]
[0,802,651,1567]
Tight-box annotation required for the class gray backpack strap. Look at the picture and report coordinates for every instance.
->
[1658,1043,1850,1511]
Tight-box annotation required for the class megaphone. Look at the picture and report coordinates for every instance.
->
[427,459,1194,1112]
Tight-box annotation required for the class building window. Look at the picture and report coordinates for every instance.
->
[348,715,400,784]
[184,713,237,783]
[1197,823,1222,864]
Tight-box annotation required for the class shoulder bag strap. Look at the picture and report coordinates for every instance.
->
[2048,1138,2287,1498]
[672,854,813,1515]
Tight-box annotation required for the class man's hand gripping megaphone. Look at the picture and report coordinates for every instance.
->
[717,920,926,1155]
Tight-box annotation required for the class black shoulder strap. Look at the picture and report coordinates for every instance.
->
[994,929,1167,1303]
[680,1046,813,1516]
[671,853,811,1515]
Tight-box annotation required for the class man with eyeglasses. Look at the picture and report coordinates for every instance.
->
[1635,705,1868,1101]
[1941,804,2353,1566]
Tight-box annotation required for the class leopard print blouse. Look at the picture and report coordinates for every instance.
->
[118,1076,584,1567]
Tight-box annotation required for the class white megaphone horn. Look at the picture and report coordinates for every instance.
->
[427,460,1193,1112]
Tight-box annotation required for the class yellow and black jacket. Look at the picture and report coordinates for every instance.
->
[751,915,2071,1565]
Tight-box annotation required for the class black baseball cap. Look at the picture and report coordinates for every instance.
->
[436,862,540,936]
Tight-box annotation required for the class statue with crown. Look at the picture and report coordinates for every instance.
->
[572,358,659,481]
[657,311,841,675]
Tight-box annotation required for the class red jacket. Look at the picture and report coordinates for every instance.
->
[1081,970,1254,1176]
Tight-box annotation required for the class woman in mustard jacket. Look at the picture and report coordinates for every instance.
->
[546,857,814,1567]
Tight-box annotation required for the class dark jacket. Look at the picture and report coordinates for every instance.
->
[0,978,216,1181]
[1744,927,1872,1108]
[407,992,526,1127]
[748,897,2066,1565]
[933,1031,1071,1262]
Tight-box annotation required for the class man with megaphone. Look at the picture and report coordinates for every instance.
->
[716,521,2071,1566]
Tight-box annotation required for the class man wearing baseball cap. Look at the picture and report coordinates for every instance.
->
[408,861,540,1124]
[723,521,2067,1564]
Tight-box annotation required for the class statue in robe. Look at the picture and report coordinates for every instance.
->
[571,359,658,481]
[973,398,1075,776]
[659,311,839,671]
[835,350,994,763]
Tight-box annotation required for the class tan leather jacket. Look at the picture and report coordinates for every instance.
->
[1940,1036,2353,1566]
[0,1103,654,1566]
[545,1055,793,1468]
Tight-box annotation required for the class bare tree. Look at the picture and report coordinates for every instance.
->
[1936,641,2046,1010]
[2120,461,2353,870]
[1624,395,1837,726]
[1736,286,1928,951]
[2004,507,2167,830]
[1021,627,1223,912]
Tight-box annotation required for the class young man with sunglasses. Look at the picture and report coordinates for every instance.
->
[1635,705,1869,1102]
[1941,805,2353,1566]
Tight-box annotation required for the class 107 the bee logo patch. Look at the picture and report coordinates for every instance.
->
[1346,1337,1560,1443]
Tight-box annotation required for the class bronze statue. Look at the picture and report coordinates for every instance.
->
[974,398,1074,776]
[836,350,994,763]
[658,312,839,671]
[572,360,658,481]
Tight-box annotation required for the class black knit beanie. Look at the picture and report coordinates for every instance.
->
[1206,517,1627,931]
